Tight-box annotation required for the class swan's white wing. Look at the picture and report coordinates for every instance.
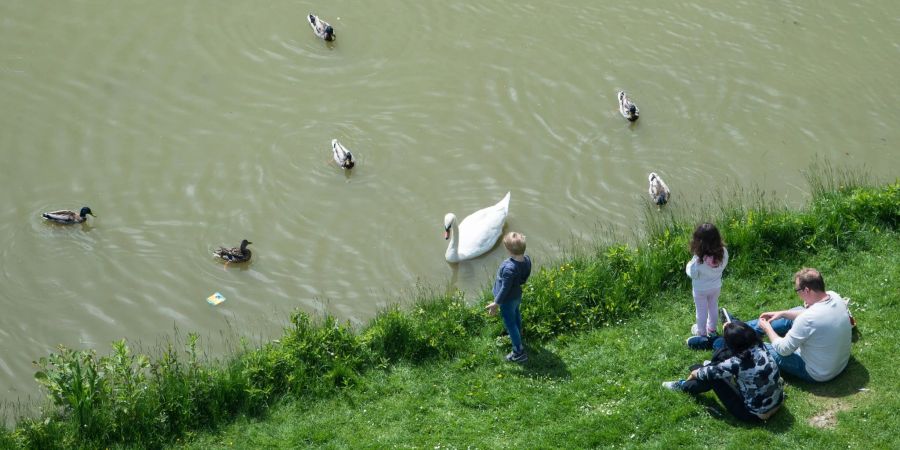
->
[456,192,510,259]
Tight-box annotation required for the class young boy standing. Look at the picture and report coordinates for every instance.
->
[485,232,532,363]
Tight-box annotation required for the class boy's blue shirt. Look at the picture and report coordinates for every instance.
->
[492,255,532,304]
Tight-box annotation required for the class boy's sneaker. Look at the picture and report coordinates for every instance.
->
[662,380,685,391]
[686,334,714,350]
[506,350,528,363]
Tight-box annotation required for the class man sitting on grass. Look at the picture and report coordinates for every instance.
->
[715,268,852,382]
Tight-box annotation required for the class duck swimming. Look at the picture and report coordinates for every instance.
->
[617,91,640,122]
[307,14,335,41]
[648,172,670,208]
[41,206,95,224]
[332,139,355,169]
[213,239,252,264]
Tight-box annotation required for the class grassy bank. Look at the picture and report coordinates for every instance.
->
[178,232,900,448]
[1,172,898,449]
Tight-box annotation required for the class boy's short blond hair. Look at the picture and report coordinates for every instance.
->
[503,232,526,255]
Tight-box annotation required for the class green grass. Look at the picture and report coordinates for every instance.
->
[1,173,898,449]
[173,230,900,449]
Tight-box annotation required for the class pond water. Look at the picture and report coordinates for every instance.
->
[1,1,898,403]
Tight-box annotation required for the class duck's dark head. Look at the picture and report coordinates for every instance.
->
[324,26,335,40]
[628,105,638,120]
[80,207,95,218]
[655,195,668,206]
[240,239,252,250]
[342,158,355,169]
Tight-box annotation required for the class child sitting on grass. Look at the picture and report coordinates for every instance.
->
[663,320,784,422]
[485,232,532,363]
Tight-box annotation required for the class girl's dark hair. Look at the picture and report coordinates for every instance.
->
[690,222,725,264]
[723,321,762,360]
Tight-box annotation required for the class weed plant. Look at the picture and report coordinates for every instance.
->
[0,172,897,448]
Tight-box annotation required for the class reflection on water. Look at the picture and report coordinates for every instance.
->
[0,0,898,403]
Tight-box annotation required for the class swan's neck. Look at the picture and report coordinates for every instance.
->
[446,217,460,262]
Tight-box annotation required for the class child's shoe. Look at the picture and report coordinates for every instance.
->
[690,324,699,336]
[662,380,685,391]
[506,350,528,363]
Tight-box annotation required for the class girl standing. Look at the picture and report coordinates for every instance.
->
[685,223,728,345]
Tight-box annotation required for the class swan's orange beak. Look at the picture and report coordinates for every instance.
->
[444,230,450,240]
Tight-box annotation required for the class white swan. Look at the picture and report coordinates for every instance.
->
[443,192,510,263]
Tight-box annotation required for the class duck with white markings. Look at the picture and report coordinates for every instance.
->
[617,91,640,122]
[443,192,510,263]
[307,14,335,41]
[213,239,252,264]
[648,172,670,208]
[41,206,95,224]
[332,139,355,169]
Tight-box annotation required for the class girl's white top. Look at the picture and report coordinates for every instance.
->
[685,247,729,292]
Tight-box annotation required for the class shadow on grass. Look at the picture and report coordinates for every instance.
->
[787,356,869,398]
[694,394,797,432]
[517,344,571,380]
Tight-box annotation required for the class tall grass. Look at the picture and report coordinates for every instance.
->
[1,170,897,448]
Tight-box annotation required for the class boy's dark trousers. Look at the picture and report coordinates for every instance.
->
[679,347,761,422]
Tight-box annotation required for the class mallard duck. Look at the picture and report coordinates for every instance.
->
[308,14,335,41]
[617,91,640,122]
[332,139,355,169]
[41,206,95,224]
[443,192,510,263]
[648,172,670,208]
[213,239,252,263]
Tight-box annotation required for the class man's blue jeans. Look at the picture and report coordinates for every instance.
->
[500,298,523,353]
[713,307,815,381]
[764,343,815,382]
